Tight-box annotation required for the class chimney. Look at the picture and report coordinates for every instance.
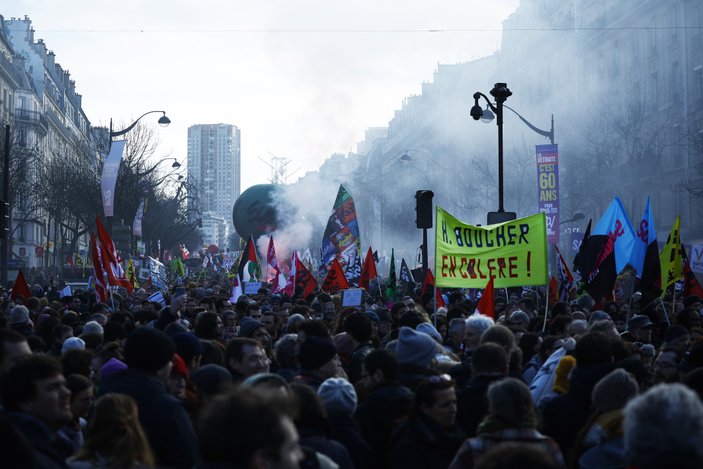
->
[47,51,55,69]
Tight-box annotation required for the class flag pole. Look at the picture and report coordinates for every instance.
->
[434,286,438,327]
[658,297,671,326]
[542,280,549,333]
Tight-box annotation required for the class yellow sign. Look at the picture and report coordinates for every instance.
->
[660,215,683,294]
[434,207,548,288]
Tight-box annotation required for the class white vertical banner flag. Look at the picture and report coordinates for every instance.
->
[101,140,127,217]
[133,198,145,237]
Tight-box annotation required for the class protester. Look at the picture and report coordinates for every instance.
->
[1,355,73,468]
[224,337,271,382]
[293,336,341,391]
[449,378,564,468]
[318,377,374,469]
[542,331,615,455]
[356,348,414,467]
[456,343,508,436]
[289,382,354,469]
[99,327,197,469]
[624,383,703,469]
[67,393,154,469]
[390,374,466,469]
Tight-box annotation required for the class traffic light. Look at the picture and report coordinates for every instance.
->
[0,200,9,239]
[415,190,434,229]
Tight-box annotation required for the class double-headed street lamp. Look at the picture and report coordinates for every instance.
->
[470,83,515,225]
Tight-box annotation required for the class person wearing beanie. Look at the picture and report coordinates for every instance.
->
[417,322,443,344]
[100,328,197,469]
[190,364,232,405]
[82,321,103,336]
[61,337,85,355]
[171,331,203,370]
[168,354,189,401]
[237,317,273,358]
[8,305,33,337]
[396,326,440,391]
[318,378,375,469]
[573,368,640,469]
[99,357,127,382]
[293,336,340,391]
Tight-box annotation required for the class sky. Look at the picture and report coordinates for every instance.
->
[7,0,520,190]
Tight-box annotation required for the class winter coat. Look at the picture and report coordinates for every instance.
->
[356,382,414,468]
[328,414,374,469]
[541,363,614,456]
[389,414,466,469]
[456,374,505,437]
[3,411,66,469]
[298,423,355,469]
[100,367,198,469]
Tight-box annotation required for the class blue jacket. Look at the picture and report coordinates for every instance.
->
[100,367,198,469]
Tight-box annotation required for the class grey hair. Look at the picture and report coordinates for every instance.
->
[466,313,495,336]
[624,383,703,469]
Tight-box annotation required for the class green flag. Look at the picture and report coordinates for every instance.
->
[385,248,397,301]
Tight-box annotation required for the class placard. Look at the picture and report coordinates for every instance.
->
[244,281,262,295]
[342,288,363,307]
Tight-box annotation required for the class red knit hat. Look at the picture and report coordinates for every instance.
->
[171,353,189,377]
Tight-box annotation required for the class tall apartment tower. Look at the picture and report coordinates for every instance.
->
[187,124,241,245]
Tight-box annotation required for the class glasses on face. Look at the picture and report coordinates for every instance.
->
[427,374,453,384]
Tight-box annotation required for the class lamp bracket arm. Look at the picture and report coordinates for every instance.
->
[110,111,165,138]
[473,92,498,114]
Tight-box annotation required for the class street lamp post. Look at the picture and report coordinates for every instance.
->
[470,83,515,225]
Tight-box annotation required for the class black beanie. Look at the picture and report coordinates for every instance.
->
[299,336,337,371]
[124,328,175,372]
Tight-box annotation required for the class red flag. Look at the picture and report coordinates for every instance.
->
[548,276,558,305]
[556,245,575,302]
[89,233,108,303]
[10,269,32,301]
[359,247,378,290]
[683,247,703,298]
[295,254,318,299]
[179,244,190,260]
[67,254,74,271]
[95,216,133,294]
[476,277,495,318]
[267,236,278,270]
[420,269,445,308]
[322,258,350,292]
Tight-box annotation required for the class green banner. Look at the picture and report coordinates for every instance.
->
[435,207,548,288]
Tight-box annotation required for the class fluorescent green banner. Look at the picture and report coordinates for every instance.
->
[434,207,548,288]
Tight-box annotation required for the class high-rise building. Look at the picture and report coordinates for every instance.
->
[187,124,240,245]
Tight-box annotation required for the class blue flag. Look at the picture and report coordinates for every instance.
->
[592,196,637,275]
[629,197,656,277]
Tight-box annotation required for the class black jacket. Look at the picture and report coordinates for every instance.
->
[356,382,414,468]
[3,411,66,469]
[456,373,505,436]
[389,414,466,469]
[100,367,198,469]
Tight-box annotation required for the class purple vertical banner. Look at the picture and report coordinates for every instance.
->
[536,144,559,244]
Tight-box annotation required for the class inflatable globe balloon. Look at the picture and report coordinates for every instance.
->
[232,184,281,241]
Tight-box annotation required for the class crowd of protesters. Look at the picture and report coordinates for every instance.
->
[1,267,703,469]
